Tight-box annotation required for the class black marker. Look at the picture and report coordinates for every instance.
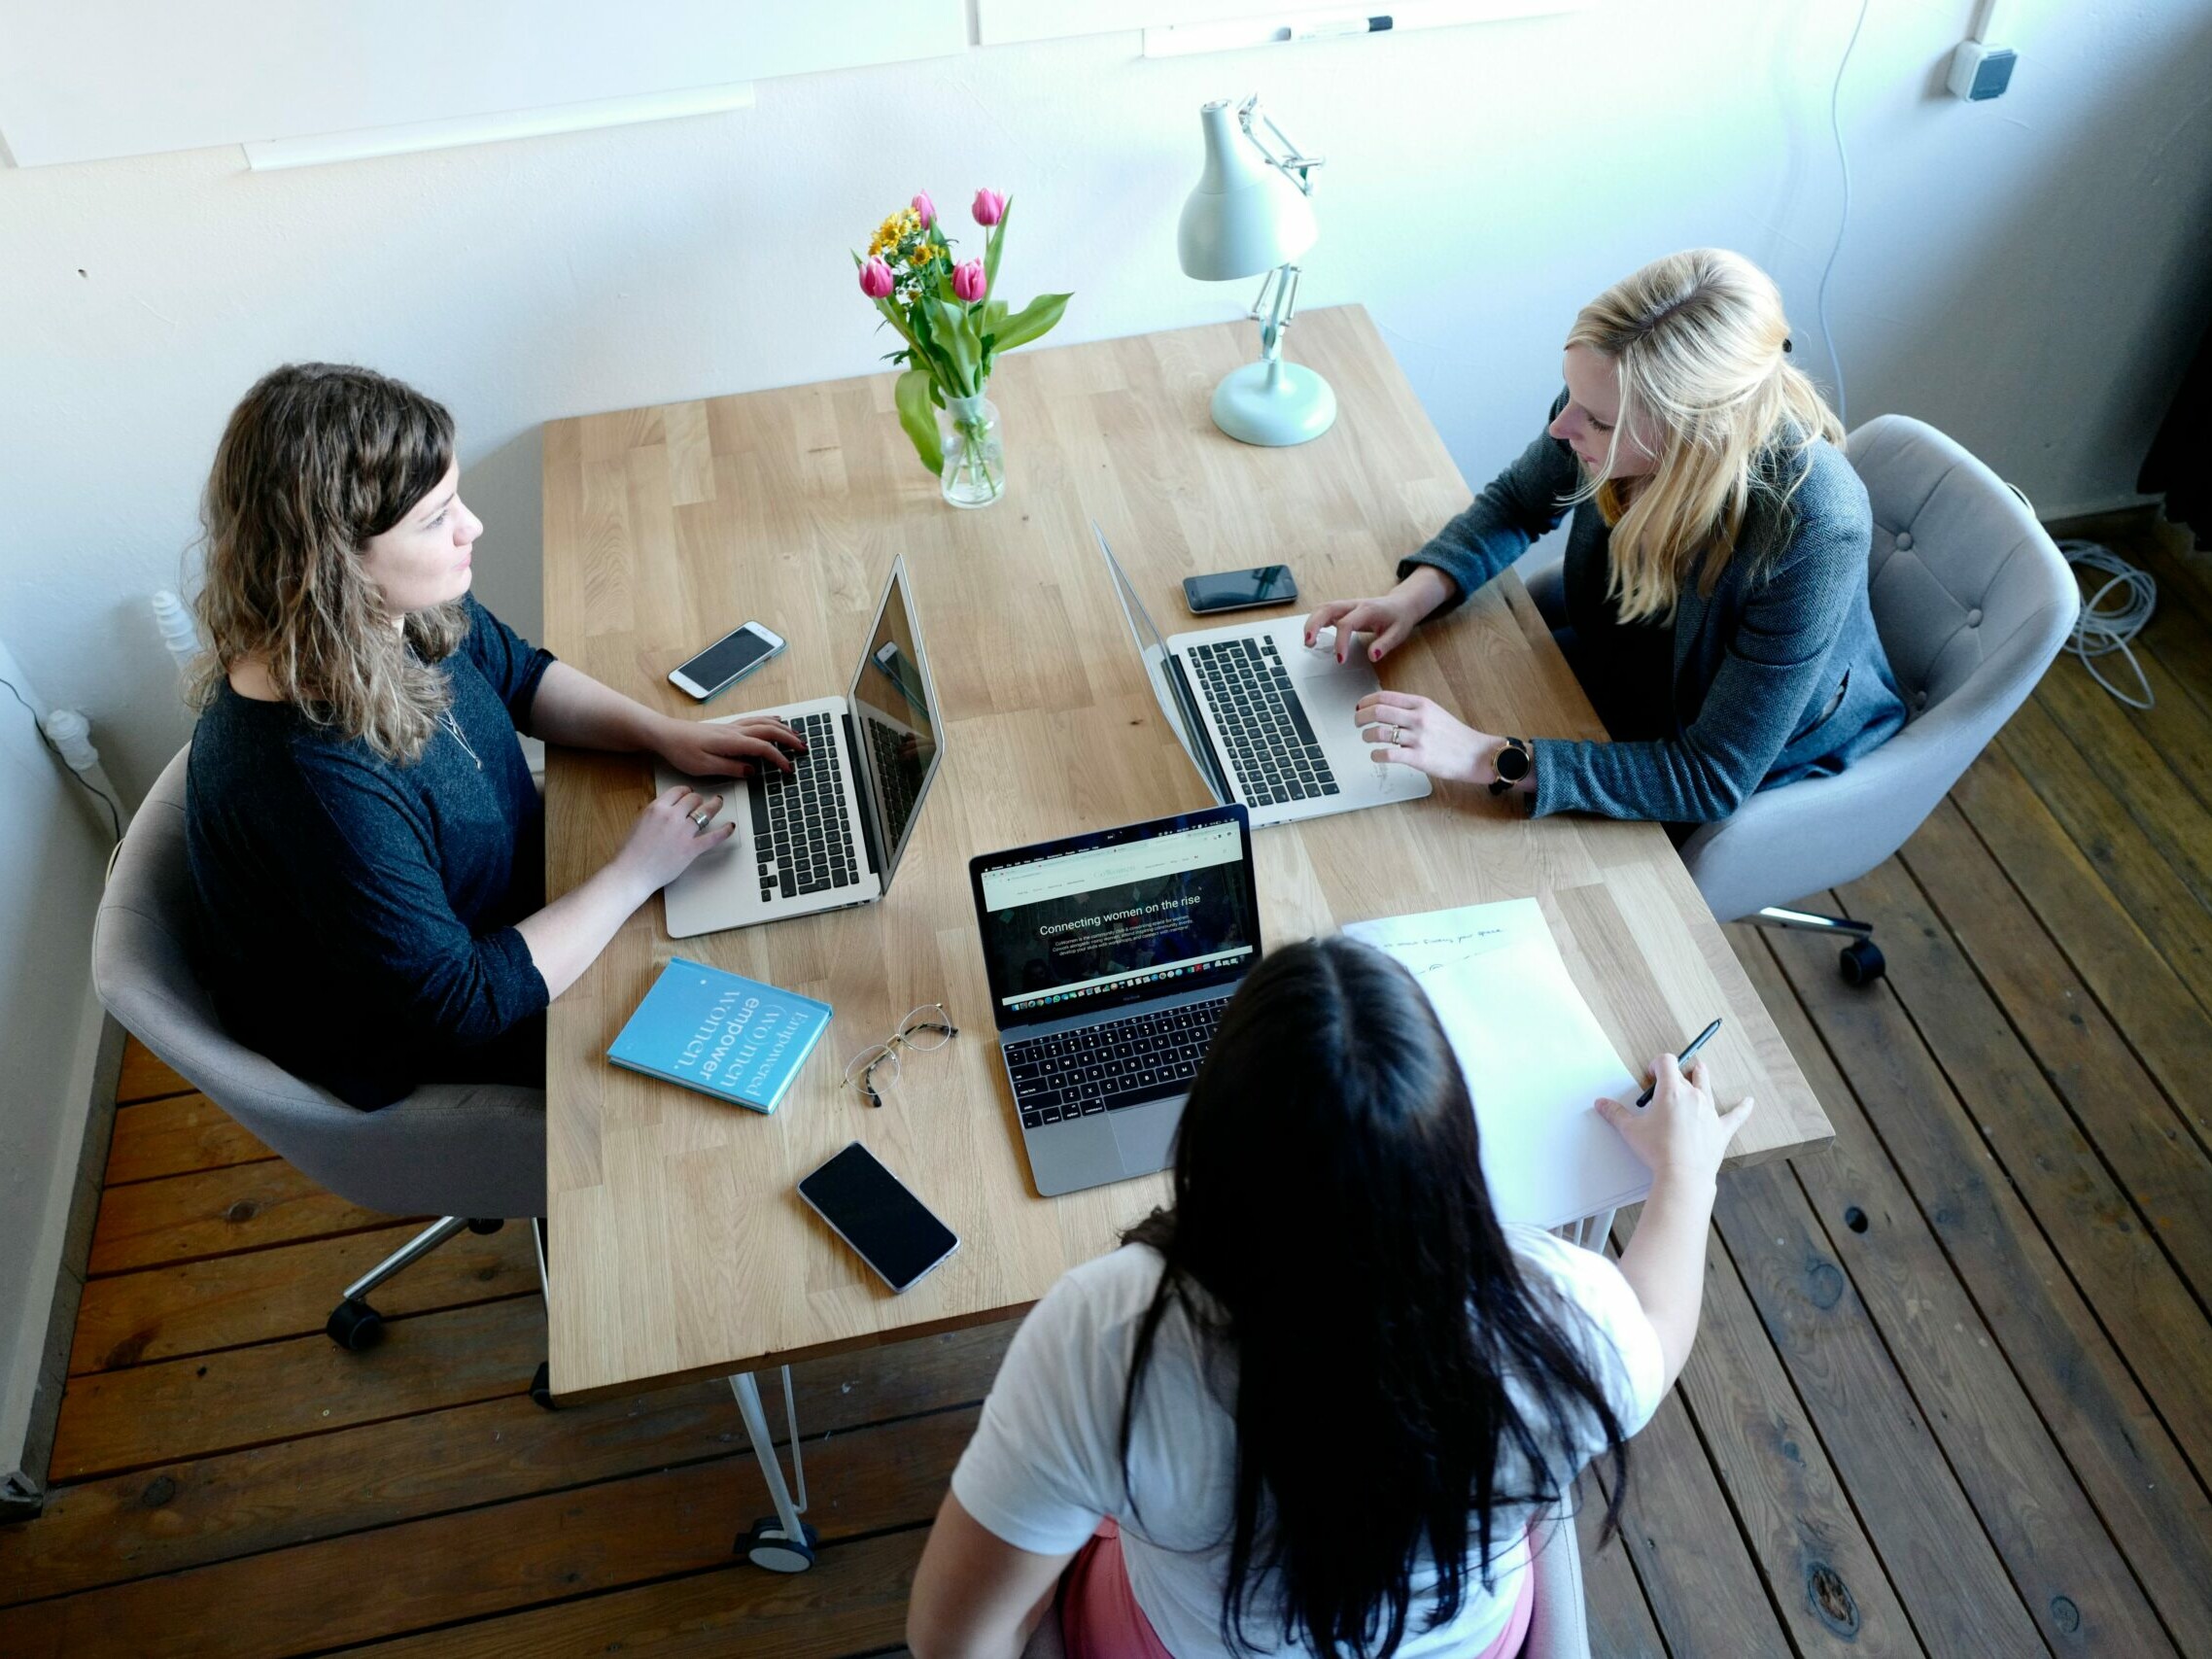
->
[1637,1018,1721,1107]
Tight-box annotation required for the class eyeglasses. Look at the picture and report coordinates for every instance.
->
[843,1004,958,1108]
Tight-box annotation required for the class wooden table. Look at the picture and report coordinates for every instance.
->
[538,306,1831,1416]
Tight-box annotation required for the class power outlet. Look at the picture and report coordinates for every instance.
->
[1948,40,2018,100]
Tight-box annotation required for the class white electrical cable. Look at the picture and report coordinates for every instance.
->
[2058,540,2158,709]
[1816,0,1875,428]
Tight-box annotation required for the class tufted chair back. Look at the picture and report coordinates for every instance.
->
[91,745,545,1219]
[1676,415,2079,921]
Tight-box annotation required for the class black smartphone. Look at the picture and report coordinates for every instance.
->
[1183,566,1298,615]
[796,1142,960,1293]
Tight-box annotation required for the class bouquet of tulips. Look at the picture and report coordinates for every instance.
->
[855,189,1070,484]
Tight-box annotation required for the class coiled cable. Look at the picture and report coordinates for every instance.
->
[2058,539,2157,709]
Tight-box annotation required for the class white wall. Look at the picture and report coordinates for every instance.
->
[2,0,2210,1454]
[0,638,112,1489]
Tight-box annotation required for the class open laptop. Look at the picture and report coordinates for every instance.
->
[1092,525,1431,828]
[969,805,1261,1197]
[656,558,945,938]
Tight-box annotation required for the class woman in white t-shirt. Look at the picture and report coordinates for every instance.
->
[908,936,1753,1659]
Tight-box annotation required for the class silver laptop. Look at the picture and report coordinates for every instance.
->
[969,805,1261,1197]
[1092,525,1431,828]
[657,559,945,938]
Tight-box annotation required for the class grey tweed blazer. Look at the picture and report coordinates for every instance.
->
[1401,398,1906,823]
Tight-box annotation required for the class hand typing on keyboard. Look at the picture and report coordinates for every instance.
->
[650,714,807,779]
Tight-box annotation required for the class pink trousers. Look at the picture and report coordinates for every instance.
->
[1059,1520,1537,1659]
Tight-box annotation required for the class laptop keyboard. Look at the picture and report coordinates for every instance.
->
[1004,994,1234,1129]
[1188,638,1340,808]
[747,711,859,902]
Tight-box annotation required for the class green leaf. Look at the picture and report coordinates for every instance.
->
[992,292,1071,353]
[895,369,944,476]
[927,297,979,395]
[984,198,1010,295]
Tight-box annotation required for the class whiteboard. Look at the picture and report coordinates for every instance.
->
[0,2,968,168]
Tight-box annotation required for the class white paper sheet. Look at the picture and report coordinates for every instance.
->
[1344,899,1653,1229]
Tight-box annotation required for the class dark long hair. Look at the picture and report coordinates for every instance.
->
[1121,937,1630,1657]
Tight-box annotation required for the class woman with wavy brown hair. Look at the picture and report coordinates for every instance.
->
[185,363,800,1108]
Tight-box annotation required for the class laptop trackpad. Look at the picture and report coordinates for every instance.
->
[1112,1095,1186,1180]
[1027,1115,1120,1198]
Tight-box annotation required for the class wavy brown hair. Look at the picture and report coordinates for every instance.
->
[190,363,468,763]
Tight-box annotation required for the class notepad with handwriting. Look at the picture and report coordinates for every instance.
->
[1344,898,1650,1229]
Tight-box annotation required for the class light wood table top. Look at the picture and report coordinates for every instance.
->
[538,304,1831,1400]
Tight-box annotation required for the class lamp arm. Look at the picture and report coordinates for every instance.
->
[1249,263,1303,359]
[1236,95,1325,194]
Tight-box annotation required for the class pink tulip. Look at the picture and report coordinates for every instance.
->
[971,188,1006,226]
[911,190,935,227]
[858,257,895,299]
[951,259,986,303]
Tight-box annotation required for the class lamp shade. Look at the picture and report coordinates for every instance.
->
[1177,99,1317,282]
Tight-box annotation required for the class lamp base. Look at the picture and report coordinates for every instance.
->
[1210,357,1337,447]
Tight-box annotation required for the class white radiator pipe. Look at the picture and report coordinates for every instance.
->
[39,708,129,835]
[151,589,200,677]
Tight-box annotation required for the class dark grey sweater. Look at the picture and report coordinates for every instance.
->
[185,599,555,1108]
[1401,398,1906,822]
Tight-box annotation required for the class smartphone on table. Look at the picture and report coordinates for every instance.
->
[1183,566,1298,615]
[797,1142,960,1294]
[670,621,785,701]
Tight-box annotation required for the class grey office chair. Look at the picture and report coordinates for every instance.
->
[90,745,553,1391]
[1528,414,2078,983]
[1522,1497,1592,1658]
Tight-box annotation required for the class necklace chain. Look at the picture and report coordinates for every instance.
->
[439,709,483,770]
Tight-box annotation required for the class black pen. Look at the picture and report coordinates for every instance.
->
[1637,1018,1722,1107]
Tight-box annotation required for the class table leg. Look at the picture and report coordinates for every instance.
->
[732,1367,818,1572]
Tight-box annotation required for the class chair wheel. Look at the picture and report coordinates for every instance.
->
[1839,939,1886,986]
[466,1218,504,1234]
[738,1517,819,1573]
[530,1361,558,1411]
[326,1297,384,1351]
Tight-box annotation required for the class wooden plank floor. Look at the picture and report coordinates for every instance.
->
[6,512,2212,1656]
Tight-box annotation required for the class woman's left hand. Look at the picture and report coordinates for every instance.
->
[1355,692,1530,792]
[652,714,807,779]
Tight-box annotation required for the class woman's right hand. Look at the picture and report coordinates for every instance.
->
[1596,1055,1754,1189]
[614,784,737,894]
[1304,566,1455,664]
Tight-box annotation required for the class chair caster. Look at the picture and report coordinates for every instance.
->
[325,1297,384,1351]
[466,1218,505,1234]
[1839,938,1886,986]
[530,1361,558,1411]
[738,1517,818,1573]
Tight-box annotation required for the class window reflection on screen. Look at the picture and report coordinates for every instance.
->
[849,571,941,881]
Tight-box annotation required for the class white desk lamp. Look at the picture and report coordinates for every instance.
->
[1177,96,1336,447]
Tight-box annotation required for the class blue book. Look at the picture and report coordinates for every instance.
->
[606,956,833,1114]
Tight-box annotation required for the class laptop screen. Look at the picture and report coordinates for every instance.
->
[848,560,944,891]
[1091,522,1227,804]
[970,806,1260,1026]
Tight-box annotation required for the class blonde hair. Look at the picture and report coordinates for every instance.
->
[190,363,468,764]
[1565,249,1845,623]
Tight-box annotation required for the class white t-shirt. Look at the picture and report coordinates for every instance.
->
[951,1227,1665,1659]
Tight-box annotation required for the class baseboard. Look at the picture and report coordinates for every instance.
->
[0,1010,122,1524]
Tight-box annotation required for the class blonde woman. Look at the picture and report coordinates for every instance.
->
[186,363,802,1108]
[1315,248,1906,822]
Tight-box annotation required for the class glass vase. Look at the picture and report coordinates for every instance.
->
[940,393,1005,509]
